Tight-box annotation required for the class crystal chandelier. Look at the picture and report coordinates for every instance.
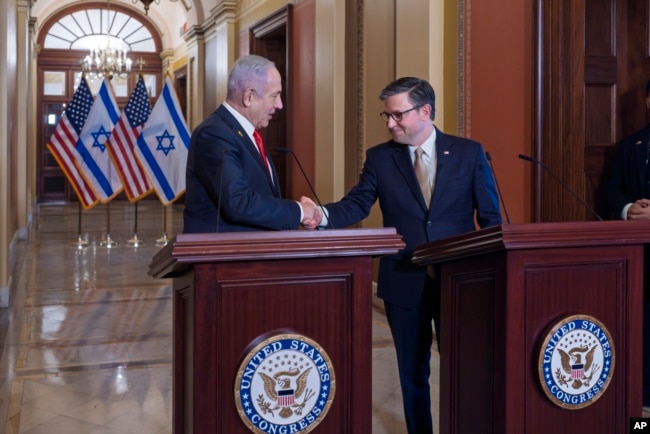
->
[132,0,178,15]
[81,36,132,80]
[81,1,132,81]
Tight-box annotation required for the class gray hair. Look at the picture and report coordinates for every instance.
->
[227,55,276,99]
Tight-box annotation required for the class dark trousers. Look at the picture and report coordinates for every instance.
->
[384,274,439,434]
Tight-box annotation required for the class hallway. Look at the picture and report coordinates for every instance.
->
[0,202,439,434]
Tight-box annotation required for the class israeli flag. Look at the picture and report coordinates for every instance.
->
[135,76,190,205]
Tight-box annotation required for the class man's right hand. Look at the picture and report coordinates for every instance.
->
[300,196,323,229]
[627,199,650,219]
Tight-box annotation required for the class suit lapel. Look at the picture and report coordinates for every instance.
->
[216,106,279,195]
[635,139,648,195]
[430,128,452,209]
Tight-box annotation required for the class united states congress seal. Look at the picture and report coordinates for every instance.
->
[235,332,335,433]
[537,314,615,409]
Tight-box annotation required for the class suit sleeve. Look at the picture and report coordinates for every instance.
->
[472,144,503,228]
[605,139,642,220]
[323,150,380,229]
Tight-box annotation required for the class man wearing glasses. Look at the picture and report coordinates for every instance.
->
[303,76,502,434]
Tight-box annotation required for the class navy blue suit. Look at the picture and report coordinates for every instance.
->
[607,124,650,217]
[325,128,502,433]
[183,105,301,233]
[606,123,650,407]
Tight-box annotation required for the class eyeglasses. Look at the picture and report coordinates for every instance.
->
[379,105,422,122]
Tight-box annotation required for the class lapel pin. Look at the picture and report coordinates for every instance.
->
[238,130,244,137]
[443,151,450,155]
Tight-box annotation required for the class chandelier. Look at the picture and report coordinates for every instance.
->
[81,1,132,81]
[81,36,132,80]
[132,0,178,15]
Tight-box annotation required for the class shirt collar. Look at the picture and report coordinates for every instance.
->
[410,127,437,157]
[223,100,256,140]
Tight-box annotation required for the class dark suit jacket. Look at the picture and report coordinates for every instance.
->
[325,128,502,309]
[183,105,301,233]
[606,124,650,219]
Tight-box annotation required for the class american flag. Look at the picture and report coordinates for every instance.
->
[46,77,99,210]
[106,75,154,201]
[571,363,584,379]
[277,389,295,407]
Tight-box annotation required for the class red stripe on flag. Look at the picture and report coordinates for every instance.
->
[48,119,98,209]
[107,117,153,200]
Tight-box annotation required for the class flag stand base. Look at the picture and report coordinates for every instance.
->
[70,236,89,250]
[99,234,118,248]
[126,234,144,247]
[155,233,169,247]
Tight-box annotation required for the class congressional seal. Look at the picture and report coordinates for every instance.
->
[234,332,335,433]
[537,314,615,409]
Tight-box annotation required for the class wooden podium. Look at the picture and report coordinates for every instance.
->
[149,228,404,434]
[412,221,648,434]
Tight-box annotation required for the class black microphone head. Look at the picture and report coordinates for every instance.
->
[273,147,291,153]
[518,154,535,162]
[485,151,493,161]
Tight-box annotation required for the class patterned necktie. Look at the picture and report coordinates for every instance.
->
[253,129,269,171]
[414,147,431,208]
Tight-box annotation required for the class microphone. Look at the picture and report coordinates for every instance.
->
[518,154,603,221]
[273,147,333,229]
[485,151,511,224]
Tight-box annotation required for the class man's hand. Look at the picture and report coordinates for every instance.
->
[627,199,650,220]
[300,196,323,229]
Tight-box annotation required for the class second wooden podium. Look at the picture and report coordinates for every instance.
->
[413,221,648,434]
[149,228,404,434]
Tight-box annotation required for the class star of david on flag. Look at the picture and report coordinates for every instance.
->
[135,75,189,205]
[76,77,123,202]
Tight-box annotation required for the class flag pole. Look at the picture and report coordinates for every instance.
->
[99,142,118,248]
[156,204,169,246]
[70,201,89,249]
[126,201,144,246]
[99,202,118,247]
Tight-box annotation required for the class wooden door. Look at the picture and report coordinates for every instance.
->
[250,8,290,198]
[536,0,648,222]
[249,2,317,202]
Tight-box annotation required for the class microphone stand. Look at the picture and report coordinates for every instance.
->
[273,147,333,229]
[216,148,226,233]
[518,154,603,221]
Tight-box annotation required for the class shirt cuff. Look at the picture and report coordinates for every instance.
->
[296,201,304,222]
[318,207,330,228]
[622,203,632,220]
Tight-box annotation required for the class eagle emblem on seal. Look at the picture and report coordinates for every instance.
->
[257,367,316,419]
[556,344,599,389]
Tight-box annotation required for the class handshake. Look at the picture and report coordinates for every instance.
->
[299,196,323,230]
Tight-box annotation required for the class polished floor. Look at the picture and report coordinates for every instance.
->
[0,202,439,434]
